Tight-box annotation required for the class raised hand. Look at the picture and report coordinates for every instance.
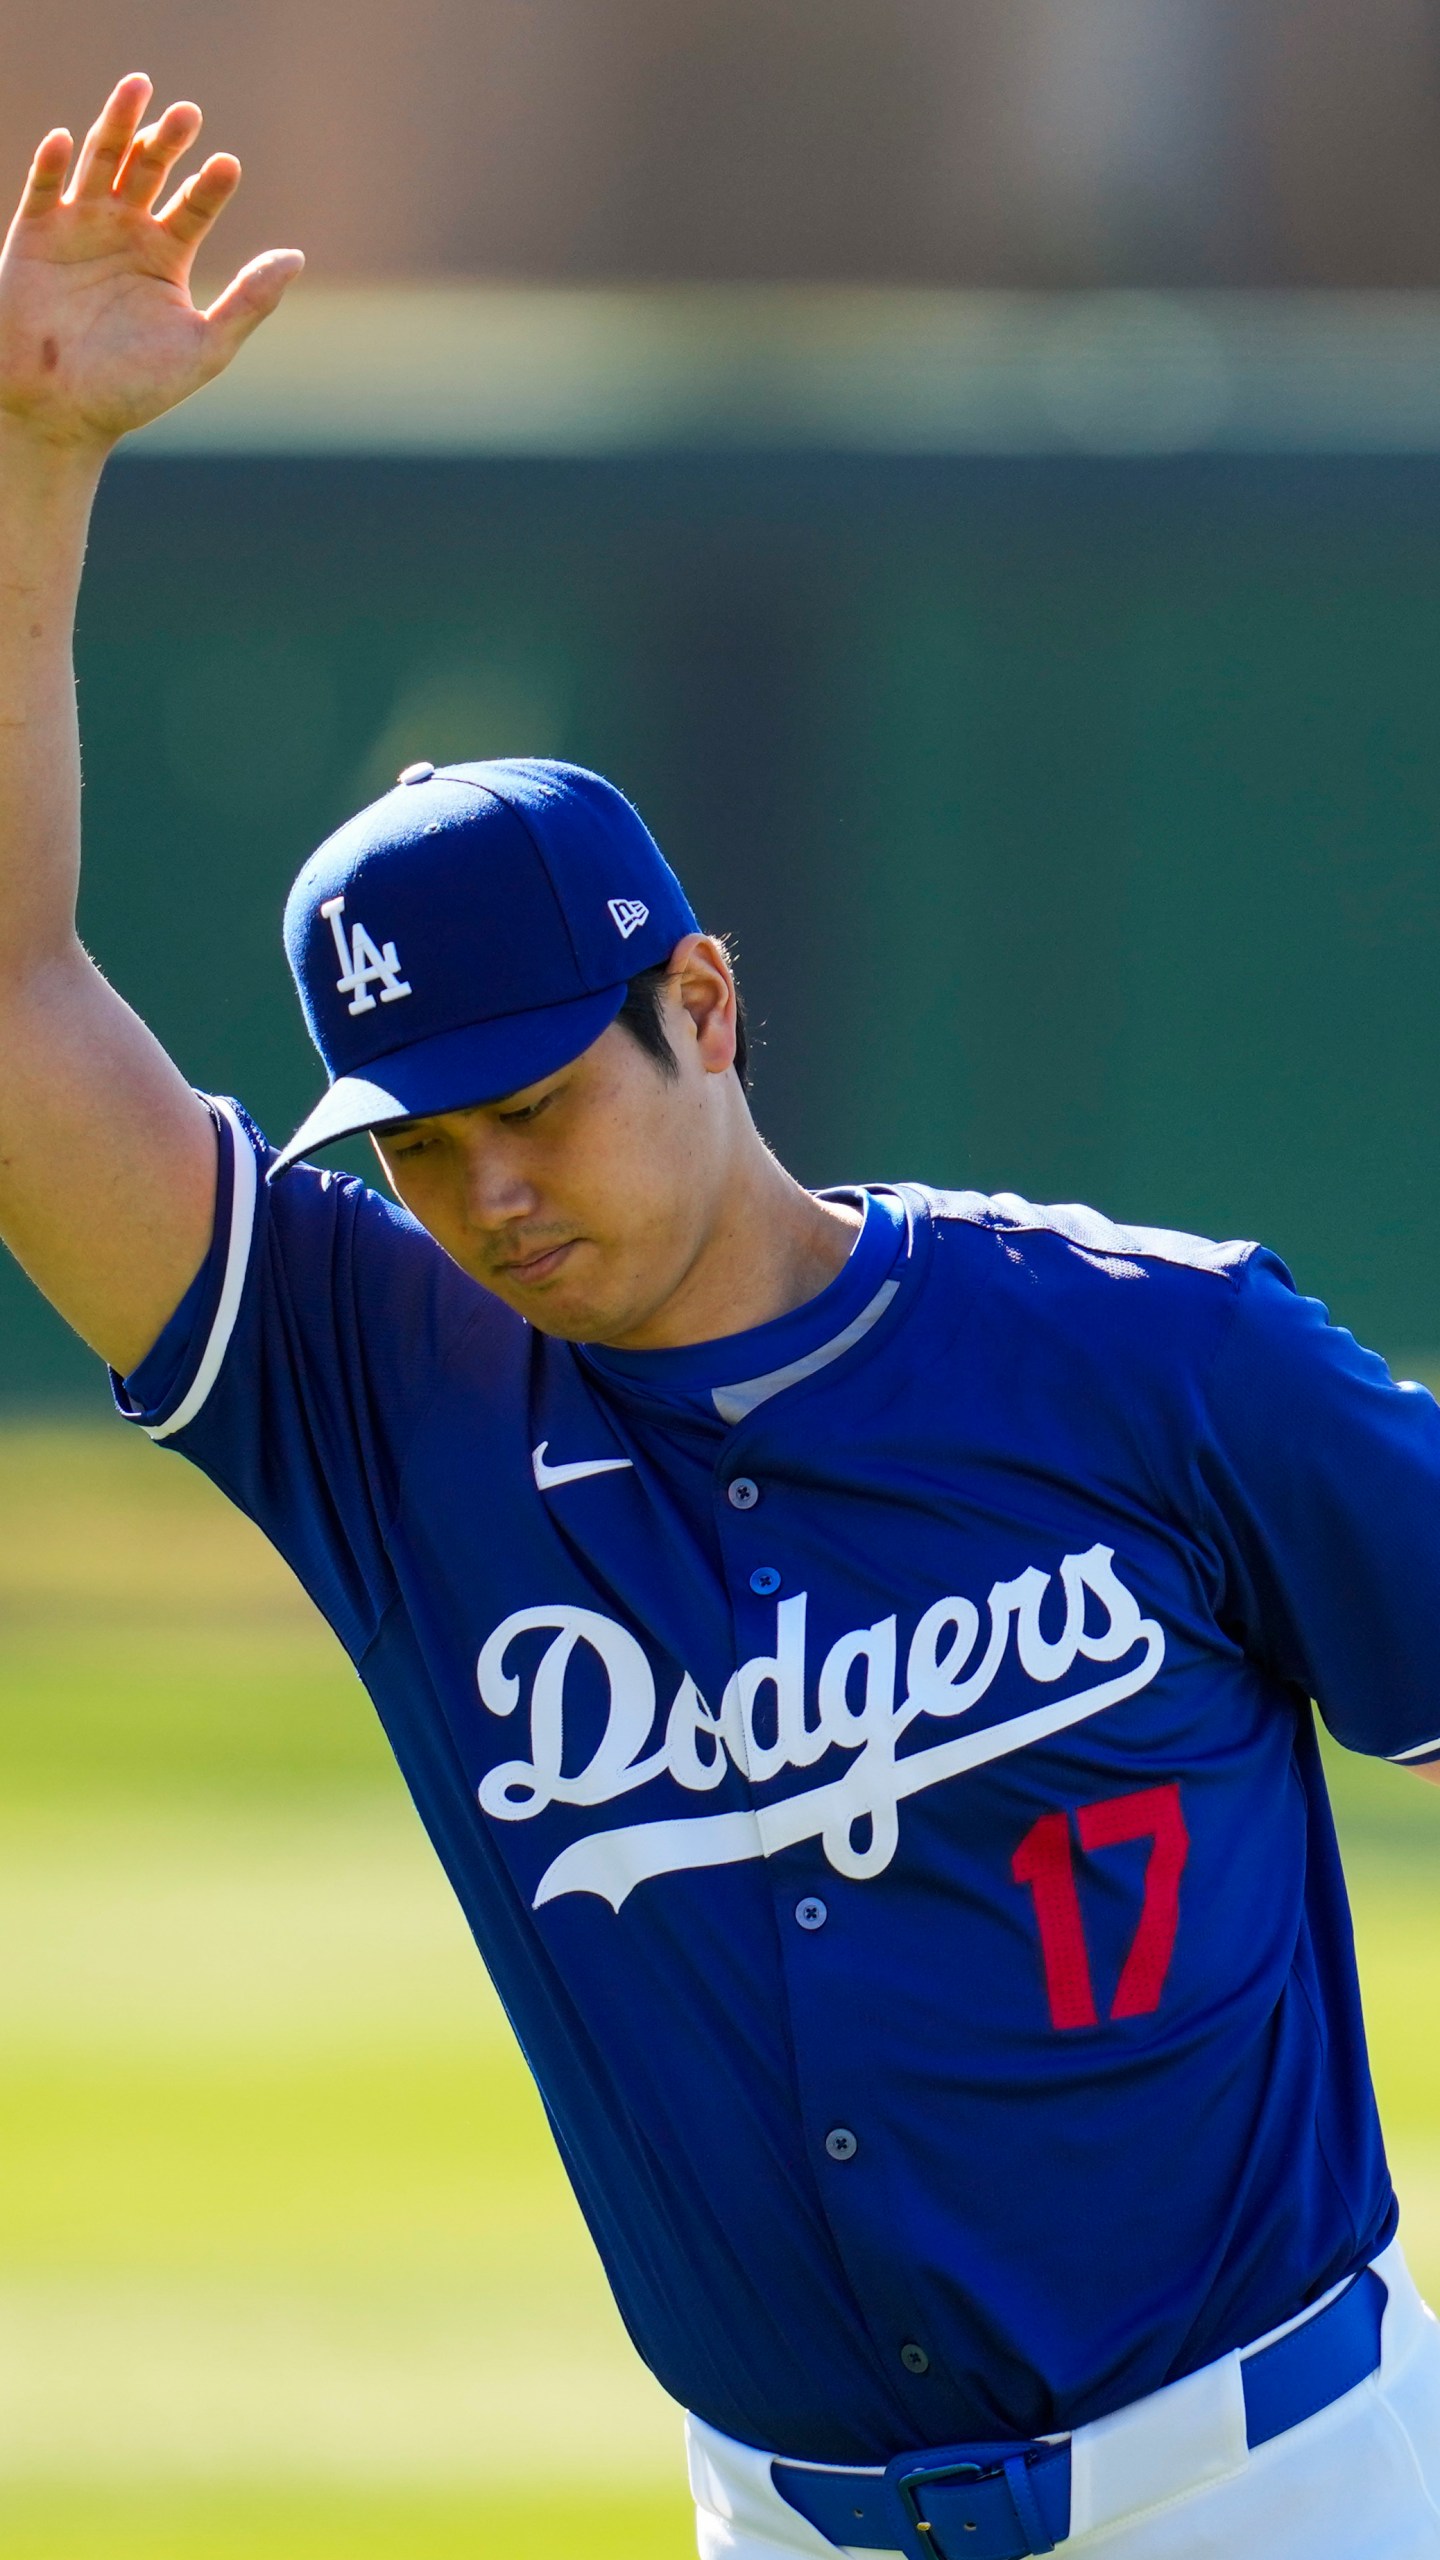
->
[0,73,303,453]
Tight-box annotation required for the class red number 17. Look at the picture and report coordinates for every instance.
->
[1011,1783,1189,2030]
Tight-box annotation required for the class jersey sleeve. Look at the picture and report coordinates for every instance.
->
[1193,1251,1440,1764]
[113,1096,507,1661]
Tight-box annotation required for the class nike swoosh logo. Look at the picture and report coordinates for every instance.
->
[532,1440,635,1491]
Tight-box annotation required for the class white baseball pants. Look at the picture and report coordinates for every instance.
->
[687,2240,1440,2560]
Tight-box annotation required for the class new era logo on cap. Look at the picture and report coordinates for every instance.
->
[608,897,650,939]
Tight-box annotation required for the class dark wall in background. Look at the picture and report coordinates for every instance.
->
[10,447,1440,1401]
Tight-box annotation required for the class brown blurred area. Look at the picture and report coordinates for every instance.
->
[5,0,1440,289]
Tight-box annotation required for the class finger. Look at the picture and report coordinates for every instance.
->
[201,248,304,366]
[155,152,241,255]
[113,100,202,211]
[112,115,164,203]
[14,129,74,222]
[66,72,152,202]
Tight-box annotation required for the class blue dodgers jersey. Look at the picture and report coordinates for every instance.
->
[116,1099,1440,2464]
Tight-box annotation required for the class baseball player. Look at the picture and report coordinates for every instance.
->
[3,74,1440,2560]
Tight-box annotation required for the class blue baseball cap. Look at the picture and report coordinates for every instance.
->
[273,758,700,1176]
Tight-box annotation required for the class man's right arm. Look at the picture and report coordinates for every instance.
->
[0,74,302,1376]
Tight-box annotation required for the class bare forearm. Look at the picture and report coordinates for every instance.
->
[0,420,217,1375]
[0,76,301,1374]
[0,417,105,968]
[0,950,217,1369]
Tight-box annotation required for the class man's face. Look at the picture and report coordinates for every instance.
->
[372,940,741,1347]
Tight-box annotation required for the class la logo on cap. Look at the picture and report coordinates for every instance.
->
[608,897,650,939]
[321,894,413,1017]
[274,760,704,1179]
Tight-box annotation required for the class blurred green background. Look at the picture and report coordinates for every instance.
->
[6,429,1440,2560]
[8,8,1440,2550]
[1,1426,1437,2560]
[10,446,1440,1396]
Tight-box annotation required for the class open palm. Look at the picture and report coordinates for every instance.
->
[0,73,302,451]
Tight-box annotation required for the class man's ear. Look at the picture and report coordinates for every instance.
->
[670,934,738,1075]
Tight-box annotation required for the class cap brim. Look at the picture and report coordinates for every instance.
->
[269,983,628,1178]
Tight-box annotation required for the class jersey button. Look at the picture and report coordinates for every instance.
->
[727,1477,760,1511]
[397,760,436,784]
[824,2126,858,2162]
[795,1896,828,1931]
[749,1566,781,1596]
[899,2342,930,2376]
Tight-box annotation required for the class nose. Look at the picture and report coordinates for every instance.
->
[456,1130,542,1233]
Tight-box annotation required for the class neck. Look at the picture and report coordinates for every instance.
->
[605,1126,861,1351]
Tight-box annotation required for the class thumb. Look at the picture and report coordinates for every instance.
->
[201,247,305,363]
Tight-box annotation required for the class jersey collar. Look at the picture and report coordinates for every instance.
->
[579,1187,910,1421]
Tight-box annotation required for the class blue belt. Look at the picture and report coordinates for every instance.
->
[772,2267,1386,2560]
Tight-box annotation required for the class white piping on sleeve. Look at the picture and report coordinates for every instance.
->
[144,1097,259,1443]
[1388,1732,1440,1764]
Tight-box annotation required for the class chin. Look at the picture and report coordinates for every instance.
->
[476,1273,618,1342]
[534,1281,657,1346]
[531,1301,628,1345]
[471,1245,658,1344]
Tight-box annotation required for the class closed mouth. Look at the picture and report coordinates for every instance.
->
[495,1238,580,1284]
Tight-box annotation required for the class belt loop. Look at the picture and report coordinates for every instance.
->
[1002,2454,1058,2556]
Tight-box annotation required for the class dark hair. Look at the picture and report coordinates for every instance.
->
[616,938,750,1089]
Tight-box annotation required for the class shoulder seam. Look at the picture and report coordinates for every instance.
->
[924,1186,1255,1285]
[1183,1252,1289,1639]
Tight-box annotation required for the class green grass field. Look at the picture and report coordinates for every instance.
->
[1,1422,1438,2559]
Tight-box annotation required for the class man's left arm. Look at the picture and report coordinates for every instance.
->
[1192,1255,1440,1780]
